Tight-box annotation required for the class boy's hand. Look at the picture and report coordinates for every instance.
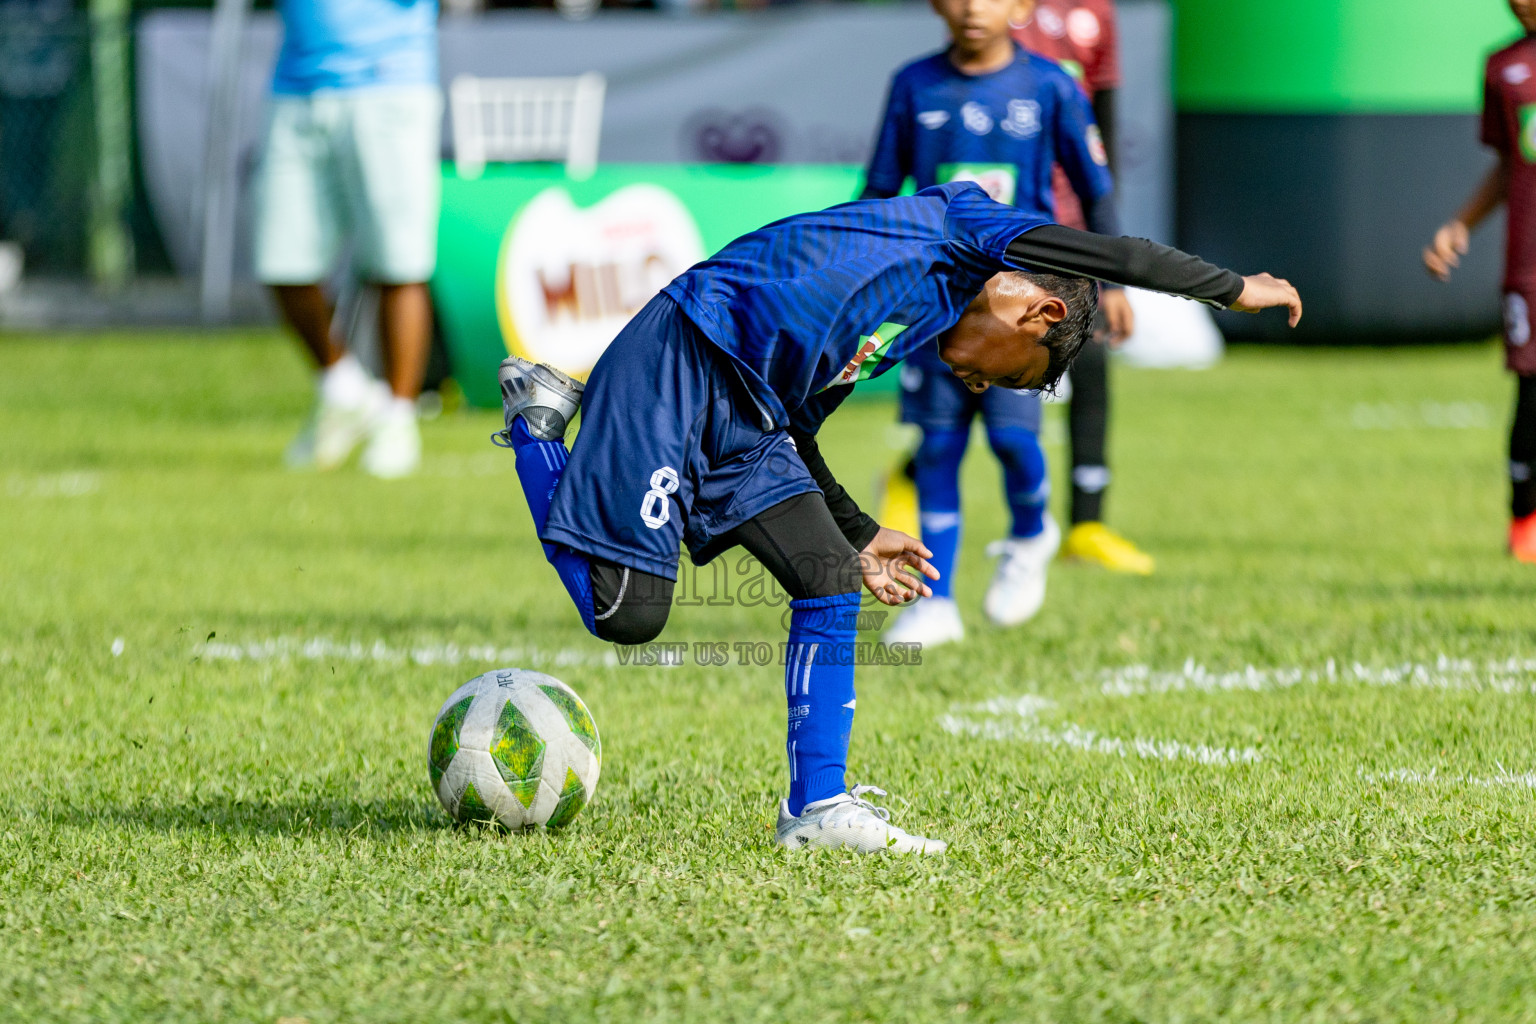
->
[1231,273,1303,327]
[1423,220,1470,282]
[1100,288,1135,346]
[859,527,939,606]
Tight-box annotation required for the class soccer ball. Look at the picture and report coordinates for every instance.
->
[427,668,601,830]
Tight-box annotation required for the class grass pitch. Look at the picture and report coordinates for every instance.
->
[3,332,1536,1023]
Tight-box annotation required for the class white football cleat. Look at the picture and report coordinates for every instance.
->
[883,596,964,648]
[285,386,387,471]
[361,400,421,479]
[775,786,947,855]
[982,515,1062,627]
[496,357,584,443]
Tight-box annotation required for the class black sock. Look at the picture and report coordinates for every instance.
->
[1512,376,1536,519]
[1068,337,1109,524]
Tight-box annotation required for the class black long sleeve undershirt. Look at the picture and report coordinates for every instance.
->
[787,413,881,553]
[1006,224,1246,308]
[787,210,1245,543]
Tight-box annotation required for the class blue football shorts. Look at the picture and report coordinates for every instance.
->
[542,294,820,580]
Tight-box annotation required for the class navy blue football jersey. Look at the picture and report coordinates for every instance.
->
[660,182,1051,431]
[863,44,1111,221]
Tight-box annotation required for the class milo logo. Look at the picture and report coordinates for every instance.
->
[495,185,706,375]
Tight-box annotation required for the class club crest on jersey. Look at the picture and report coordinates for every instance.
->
[1034,4,1066,38]
[825,322,911,389]
[1067,7,1101,47]
[961,102,994,136]
[917,110,951,130]
[1507,63,1532,85]
[1000,99,1042,140]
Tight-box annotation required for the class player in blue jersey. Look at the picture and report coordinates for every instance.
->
[495,182,1301,853]
[861,0,1133,647]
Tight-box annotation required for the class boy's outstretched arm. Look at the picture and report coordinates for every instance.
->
[1424,159,1508,281]
[1006,224,1303,327]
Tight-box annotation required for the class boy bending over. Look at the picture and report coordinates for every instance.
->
[497,183,1300,853]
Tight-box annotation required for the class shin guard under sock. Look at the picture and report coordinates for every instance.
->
[505,418,597,634]
[912,428,968,599]
[987,425,1050,539]
[784,592,861,816]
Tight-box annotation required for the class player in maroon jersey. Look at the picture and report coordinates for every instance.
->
[1013,0,1153,575]
[1423,0,1536,562]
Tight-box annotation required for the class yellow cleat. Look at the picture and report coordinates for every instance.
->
[1062,521,1155,575]
[876,455,921,539]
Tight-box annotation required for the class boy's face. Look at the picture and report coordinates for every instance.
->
[935,275,1063,392]
[929,0,1026,52]
[1513,0,1536,33]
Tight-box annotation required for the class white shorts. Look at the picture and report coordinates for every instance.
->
[254,85,443,285]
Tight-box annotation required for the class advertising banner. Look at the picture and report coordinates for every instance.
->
[432,164,864,408]
[136,3,1170,280]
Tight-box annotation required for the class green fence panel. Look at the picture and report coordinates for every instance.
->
[1171,0,1521,113]
[432,163,883,408]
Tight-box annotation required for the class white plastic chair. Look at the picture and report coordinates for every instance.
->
[449,72,606,180]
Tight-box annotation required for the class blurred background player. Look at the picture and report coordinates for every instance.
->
[861,0,1132,647]
[1013,0,1154,574]
[255,0,442,479]
[1423,0,1536,562]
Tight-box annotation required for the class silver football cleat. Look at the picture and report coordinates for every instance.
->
[495,357,584,443]
[775,785,948,855]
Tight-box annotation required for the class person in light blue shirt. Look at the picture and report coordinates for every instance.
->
[255,0,442,480]
[271,0,438,94]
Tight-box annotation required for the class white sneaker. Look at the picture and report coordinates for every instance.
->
[287,396,384,470]
[361,400,421,479]
[983,515,1062,627]
[775,786,947,855]
[883,596,964,648]
[285,358,387,471]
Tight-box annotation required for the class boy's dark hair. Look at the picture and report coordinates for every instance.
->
[1006,271,1099,394]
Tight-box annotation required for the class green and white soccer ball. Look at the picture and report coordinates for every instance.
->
[428,668,601,830]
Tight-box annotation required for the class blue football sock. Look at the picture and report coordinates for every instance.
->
[912,428,968,599]
[988,425,1049,539]
[506,418,597,634]
[784,591,861,816]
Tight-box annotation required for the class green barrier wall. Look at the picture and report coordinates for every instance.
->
[1169,0,1528,340]
[1171,0,1521,112]
[431,164,868,408]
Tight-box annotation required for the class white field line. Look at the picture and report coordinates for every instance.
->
[940,695,1260,766]
[197,636,618,668]
[5,471,102,498]
[1100,656,1536,698]
[1350,400,1494,431]
[1361,767,1536,791]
